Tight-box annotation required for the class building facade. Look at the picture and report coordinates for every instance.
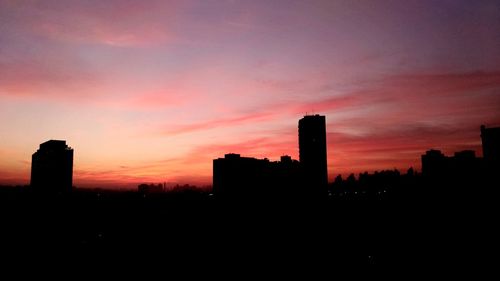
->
[481,125,500,169]
[298,115,328,195]
[31,140,73,193]
[213,153,300,197]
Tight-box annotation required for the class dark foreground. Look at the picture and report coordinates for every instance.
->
[0,187,495,268]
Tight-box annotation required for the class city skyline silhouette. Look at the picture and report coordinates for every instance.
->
[3,120,499,190]
[17,119,500,196]
[1,1,499,266]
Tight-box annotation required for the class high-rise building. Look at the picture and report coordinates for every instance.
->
[481,125,500,168]
[298,115,328,195]
[31,140,73,193]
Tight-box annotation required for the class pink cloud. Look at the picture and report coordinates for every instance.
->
[160,111,278,136]
[34,18,170,47]
[127,94,181,109]
[105,89,193,110]
[0,58,98,97]
[292,94,370,115]
[152,94,368,137]
[328,121,487,178]
[150,70,500,139]
[303,71,500,122]
[2,0,178,47]
[385,71,500,98]
[369,71,500,126]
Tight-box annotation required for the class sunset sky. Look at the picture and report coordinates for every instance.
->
[1,0,499,189]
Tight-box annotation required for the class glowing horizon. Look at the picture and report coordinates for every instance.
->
[1,0,499,189]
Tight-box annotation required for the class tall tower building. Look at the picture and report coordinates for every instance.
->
[31,140,73,193]
[481,125,500,170]
[298,115,328,195]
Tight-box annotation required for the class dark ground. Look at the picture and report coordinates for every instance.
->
[0,186,495,268]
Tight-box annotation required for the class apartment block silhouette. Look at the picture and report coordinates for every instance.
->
[31,140,73,193]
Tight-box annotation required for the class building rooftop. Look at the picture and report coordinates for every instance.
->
[481,125,500,133]
[39,140,72,150]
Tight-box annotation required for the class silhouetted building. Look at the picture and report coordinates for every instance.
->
[31,140,73,193]
[268,155,302,194]
[453,150,477,168]
[212,115,328,197]
[421,148,482,194]
[481,125,500,169]
[213,153,300,197]
[421,149,448,178]
[213,154,269,196]
[298,115,328,195]
[138,183,165,194]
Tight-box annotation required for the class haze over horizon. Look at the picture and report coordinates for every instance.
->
[1,0,499,189]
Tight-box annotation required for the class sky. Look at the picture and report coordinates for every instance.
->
[1,0,499,189]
